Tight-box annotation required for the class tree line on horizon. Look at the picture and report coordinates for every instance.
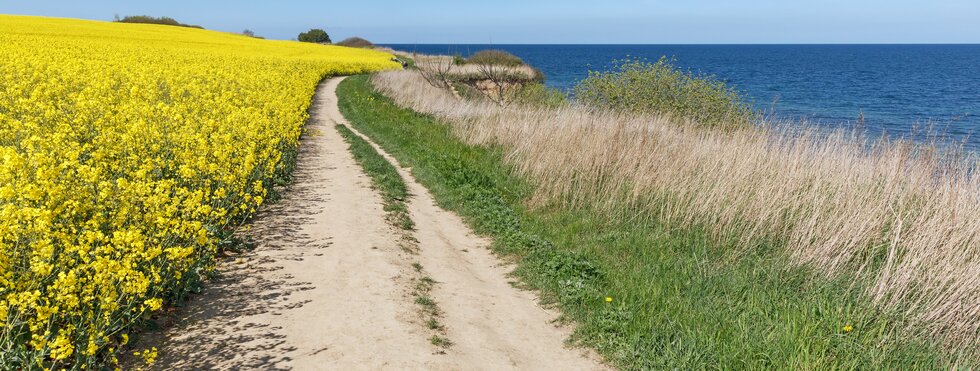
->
[111,15,375,47]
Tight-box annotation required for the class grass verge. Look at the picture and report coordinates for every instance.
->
[336,75,963,369]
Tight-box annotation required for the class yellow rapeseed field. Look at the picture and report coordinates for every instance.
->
[0,14,399,368]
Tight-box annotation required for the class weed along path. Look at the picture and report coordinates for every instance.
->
[145,77,606,370]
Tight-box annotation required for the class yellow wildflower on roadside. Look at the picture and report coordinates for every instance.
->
[135,347,158,365]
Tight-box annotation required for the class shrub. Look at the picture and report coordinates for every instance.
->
[115,15,203,29]
[574,57,755,128]
[529,66,545,83]
[466,50,525,67]
[515,83,568,108]
[298,28,331,44]
[241,29,263,39]
[336,37,373,48]
[452,54,466,65]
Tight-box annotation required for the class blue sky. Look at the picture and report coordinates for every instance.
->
[2,0,978,43]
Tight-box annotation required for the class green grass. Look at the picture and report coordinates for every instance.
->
[397,55,415,69]
[336,75,964,370]
[429,335,453,348]
[335,124,413,230]
[415,295,436,308]
[426,318,443,330]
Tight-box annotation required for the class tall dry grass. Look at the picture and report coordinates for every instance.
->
[411,53,540,81]
[371,70,980,356]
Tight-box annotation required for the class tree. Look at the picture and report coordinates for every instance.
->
[298,29,331,44]
[242,29,255,37]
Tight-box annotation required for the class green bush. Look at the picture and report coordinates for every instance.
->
[515,83,568,108]
[115,15,203,29]
[574,57,755,128]
[452,54,466,65]
[466,50,525,67]
[529,67,546,83]
[451,82,486,102]
[298,28,331,44]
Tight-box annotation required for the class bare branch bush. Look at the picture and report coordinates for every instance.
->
[471,60,529,107]
[414,53,455,91]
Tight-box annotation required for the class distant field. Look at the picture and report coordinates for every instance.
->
[0,14,398,368]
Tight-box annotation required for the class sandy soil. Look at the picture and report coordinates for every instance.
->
[143,77,606,370]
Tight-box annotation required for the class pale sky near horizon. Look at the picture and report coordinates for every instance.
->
[2,0,978,44]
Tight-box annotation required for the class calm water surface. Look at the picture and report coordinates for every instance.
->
[386,44,980,151]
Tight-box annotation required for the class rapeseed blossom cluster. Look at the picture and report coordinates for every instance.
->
[0,15,398,368]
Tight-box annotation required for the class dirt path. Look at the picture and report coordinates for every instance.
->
[147,77,605,370]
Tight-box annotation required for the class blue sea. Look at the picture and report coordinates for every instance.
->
[385,44,980,151]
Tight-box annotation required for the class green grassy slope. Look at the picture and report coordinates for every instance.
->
[336,75,960,370]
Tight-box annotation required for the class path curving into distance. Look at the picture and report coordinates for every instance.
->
[143,77,606,370]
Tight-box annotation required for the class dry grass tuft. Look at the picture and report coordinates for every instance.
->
[371,70,980,356]
[412,54,540,82]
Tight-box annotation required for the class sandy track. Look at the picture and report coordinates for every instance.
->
[146,77,605,370]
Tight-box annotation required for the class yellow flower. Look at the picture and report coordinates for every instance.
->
[139,347,158,365]
[0,13,399,368]
[49,333,74,360]
[144,298,163,312]
[843,324,854,333]
[605,296,613,303]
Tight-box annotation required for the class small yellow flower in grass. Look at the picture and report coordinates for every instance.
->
[843,324,854,333]
[135,347,158,365]
[605,296,613,303]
